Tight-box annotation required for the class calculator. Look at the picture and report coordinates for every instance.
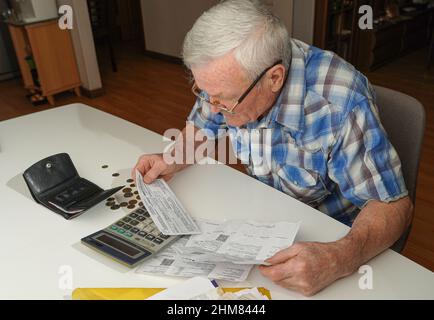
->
[81,207,180,267]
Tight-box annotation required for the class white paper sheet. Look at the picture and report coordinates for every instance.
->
[185,220,301,265]
[135,236,254,282]
[136,219,300,281]
[218,220,301,264]
[147,276,218,300]
[184,220,244,253]
[148,276,269,300]
[135,170,201,235]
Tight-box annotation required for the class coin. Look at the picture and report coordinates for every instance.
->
[106,201,115,206]
[130,184,136,188]
[107,197,115,201]
[112,173,120,177]
[120,202,128,207]
[134,191,138,195]
[139,202,144,207]
[126,179,134,183]
[124,193,133,198]
[122,188,132,193]
[101,165,108,169]
[128,200,137,205]
[136,195,141,200]
[110,205,120,210]
[127,205,135,209]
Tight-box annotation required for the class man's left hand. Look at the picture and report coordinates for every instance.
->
[259,241,351,296]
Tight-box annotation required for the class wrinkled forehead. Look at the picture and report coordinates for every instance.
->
[191,53,249,97]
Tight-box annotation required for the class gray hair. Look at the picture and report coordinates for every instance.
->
[182,0,291,80]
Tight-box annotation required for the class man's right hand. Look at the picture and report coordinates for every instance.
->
[132,154,177,184]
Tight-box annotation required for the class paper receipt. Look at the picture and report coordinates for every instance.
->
[136,170,201,235]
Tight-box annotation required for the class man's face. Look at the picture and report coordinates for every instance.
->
[191,53,277,127]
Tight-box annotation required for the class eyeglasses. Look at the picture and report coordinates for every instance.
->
[191,60,283,115]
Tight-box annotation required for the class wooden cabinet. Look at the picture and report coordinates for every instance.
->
[7,18,81,105]
[314,0,434,72]
[355,8,433,71]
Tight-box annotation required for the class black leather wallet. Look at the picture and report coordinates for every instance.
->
[23,153,124,220]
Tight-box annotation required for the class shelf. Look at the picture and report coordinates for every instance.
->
[313,0,367,64]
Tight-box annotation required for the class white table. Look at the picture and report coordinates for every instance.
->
[0,104,433,300]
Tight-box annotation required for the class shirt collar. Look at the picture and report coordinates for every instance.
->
[274,39,308,133]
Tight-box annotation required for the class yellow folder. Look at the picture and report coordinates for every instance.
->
[72,287,271,300]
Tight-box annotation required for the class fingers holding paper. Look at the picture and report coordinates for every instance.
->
[132,153,176,184]
[259,242,345,297]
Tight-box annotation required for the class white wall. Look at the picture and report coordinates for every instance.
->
[140,0,298,58]
[140,0,219,58]
[292,0,315,44]
[70,0,314,91]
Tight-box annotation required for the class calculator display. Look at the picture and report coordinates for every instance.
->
[95,234,140,257]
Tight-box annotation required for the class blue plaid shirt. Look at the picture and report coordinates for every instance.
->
[187,39,408,226]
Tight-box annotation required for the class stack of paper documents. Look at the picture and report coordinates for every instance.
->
[136,236,254,282]
[134,171,301,282]
[136,219,300,282]
[181,219,301,265]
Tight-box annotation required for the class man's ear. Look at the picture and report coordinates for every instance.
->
[269,65,286,92]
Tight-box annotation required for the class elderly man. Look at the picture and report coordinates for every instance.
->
[133,0,412,296]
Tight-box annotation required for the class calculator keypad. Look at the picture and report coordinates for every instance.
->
[106,207,175,251]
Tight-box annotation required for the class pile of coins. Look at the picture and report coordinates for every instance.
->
[102,170,144,211]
